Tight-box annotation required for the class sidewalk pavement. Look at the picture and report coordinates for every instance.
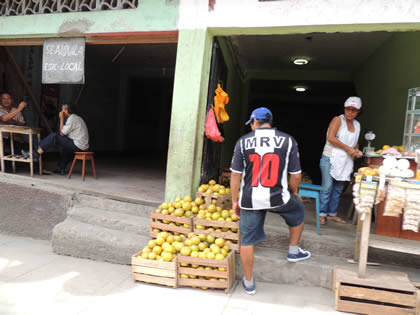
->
[0,234,339,315]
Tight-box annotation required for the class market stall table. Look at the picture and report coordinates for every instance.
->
[334,175,420,314]
[0,125,42,177]
[362,155,420,241]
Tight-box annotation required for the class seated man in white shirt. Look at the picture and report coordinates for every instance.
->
[23,104,89,175]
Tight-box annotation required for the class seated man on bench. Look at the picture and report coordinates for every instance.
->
[23,104,89,175]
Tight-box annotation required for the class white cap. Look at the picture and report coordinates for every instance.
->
[344,97,362,109]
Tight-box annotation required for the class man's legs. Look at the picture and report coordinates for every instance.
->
[38,133,79,172]
[271,194,311,262]
[240,245,254,281]
[289,222,304,246]
[38,132,60,153]
[239,209,266,294]
[55,136,79,171]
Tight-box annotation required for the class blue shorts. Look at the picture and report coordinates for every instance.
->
[240,194,305,246]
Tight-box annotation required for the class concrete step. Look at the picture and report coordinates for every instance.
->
[261,210,357,259]
[68,206,151,237]
[246,247,338,289]
[261,227,420,269]
[52,217,149,265]
[261,225,354,259]
[244,247,420,289]
[74,193,158,218]
[262,212,420,269]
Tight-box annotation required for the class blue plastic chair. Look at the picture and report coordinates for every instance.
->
[298,183,322,235]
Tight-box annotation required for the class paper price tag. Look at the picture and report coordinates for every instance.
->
[379,173,386,190]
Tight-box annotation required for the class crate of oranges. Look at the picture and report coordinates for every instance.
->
[196,180,232,208]
[150,195,205,238]
[132,232,181,287]
[193,202,240,252]
[176,232,236,293]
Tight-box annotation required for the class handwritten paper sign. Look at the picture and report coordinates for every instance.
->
[42,37,85,84]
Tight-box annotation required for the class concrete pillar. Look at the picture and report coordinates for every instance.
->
[165,29,213,201]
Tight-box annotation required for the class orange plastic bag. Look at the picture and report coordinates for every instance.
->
[214,83,230,123]
[205,107,224,142]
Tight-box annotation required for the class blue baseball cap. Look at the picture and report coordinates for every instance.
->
[245,107,273,125]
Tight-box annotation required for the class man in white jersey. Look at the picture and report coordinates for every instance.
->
[23,104,89,175]
[230,107,311,295]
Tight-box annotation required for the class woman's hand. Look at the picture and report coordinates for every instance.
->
[346,147,357,157]
[347,147,363,158]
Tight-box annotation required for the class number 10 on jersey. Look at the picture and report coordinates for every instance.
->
[249,153,280,187]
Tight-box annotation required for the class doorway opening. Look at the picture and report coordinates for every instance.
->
[0,41,177,201]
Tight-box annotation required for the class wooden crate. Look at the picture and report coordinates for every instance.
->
[334,266,419,314]
[193,217,240,252]
[150,212,193,238]
[414,282,420,314]
[131,251,178,288]
[177,251,235,293]
[196,192,232,208]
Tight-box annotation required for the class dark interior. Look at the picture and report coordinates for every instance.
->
[248,79,357,184]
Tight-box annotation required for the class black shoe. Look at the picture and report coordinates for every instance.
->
[21,150,39,162]
[53,169,66,176]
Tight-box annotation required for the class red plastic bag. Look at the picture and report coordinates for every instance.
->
[205,107,224,142]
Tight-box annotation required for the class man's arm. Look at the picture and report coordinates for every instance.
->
[0,102,26,125]
[288,137,303,199]
[289,173,302,199]
[59,111,66,136]
[230,139,244,217]
[230,171,242,217]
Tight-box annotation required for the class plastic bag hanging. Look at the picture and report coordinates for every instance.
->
[205,107,224,143]
[214,83,230,124]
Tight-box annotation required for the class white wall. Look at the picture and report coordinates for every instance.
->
[179,0,420,32]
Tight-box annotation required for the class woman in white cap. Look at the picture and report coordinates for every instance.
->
[319,97,363,224]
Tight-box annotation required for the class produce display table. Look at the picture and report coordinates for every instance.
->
[364,155,417,177]
[361,155,420,241]
[352,173,420,263]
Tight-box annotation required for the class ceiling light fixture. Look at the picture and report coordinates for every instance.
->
[293,58,309,65]
[294,86,307,92]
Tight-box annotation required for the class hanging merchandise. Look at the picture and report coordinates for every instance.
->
[383,180,405,217]
[402,184,420,232]
[353,180,377,220]
[214,82,230,124]
[205,107,224,143]
[375,174,387,204]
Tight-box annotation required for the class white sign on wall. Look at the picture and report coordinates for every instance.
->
[42,37,85,84]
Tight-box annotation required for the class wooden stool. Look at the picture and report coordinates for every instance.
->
[68,152,96,181]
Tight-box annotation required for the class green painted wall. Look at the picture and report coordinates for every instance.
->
[353,32,420,148]
[165,29,213,201]
[0,0,178,37]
